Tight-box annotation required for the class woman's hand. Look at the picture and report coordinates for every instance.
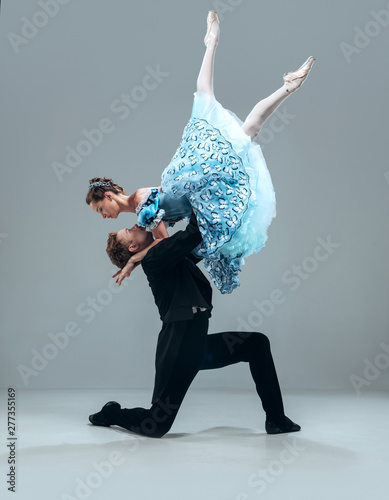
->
[112,259,135,286]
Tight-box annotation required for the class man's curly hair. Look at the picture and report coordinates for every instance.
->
[106,232,134,269]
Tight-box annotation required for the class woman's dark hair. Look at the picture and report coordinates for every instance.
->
[86,177,125,205]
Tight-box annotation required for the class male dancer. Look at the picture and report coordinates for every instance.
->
[89,215,300,438]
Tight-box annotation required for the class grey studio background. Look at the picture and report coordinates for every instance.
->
[1,0,389,394]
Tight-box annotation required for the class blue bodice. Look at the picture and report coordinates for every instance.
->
[136,188,192,230]
[159,191,192,219]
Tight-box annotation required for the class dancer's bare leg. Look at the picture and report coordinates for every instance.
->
[241,56,315,141]
[197,12,220,97]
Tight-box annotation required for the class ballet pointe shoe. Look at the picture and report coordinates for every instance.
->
[283,56,315,93]
[204,10,220,48]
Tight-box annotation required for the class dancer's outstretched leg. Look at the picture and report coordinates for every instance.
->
[200,331,301,433]
[241,56,315,141]
[196,11,220,97]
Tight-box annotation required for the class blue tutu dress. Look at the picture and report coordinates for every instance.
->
[136,91,276,294]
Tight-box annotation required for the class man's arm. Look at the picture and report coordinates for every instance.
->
[143,213,202,271]
[114,237,164,285]
[186,252,203,265]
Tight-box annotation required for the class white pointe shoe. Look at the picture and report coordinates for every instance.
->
[283,56,315,93]
[204,10,220,48]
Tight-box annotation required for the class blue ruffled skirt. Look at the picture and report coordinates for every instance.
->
[161,92,276,293]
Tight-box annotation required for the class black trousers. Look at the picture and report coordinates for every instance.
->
[103,311,285,438]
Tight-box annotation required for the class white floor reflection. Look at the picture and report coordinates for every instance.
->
[1,389,388,500]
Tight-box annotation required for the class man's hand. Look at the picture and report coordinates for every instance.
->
[112,260,135,286]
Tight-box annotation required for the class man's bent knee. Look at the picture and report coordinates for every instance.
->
[140,419,172,438]
[249,331,271,349]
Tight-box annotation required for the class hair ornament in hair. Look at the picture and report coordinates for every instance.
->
[89,181,112,190]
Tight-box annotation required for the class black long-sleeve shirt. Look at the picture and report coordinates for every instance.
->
[141,214,213,323]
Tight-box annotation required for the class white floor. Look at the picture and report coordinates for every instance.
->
[0,389,388,500]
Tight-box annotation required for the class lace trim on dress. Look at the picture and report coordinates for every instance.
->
[135,187,158,214]
[135,187,166,231]
[145,208,166,231]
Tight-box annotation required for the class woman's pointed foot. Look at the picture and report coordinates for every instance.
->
[283,56,315,93]
[204,10,220,48]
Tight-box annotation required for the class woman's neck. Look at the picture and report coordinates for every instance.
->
[117,194,135,213]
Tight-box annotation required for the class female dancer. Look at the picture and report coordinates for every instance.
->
[86,11,315,293]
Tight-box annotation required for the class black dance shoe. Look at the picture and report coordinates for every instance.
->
[88,401,120,427]
[265,416,301,434]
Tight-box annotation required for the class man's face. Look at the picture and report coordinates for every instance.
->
[116,224,151,253]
